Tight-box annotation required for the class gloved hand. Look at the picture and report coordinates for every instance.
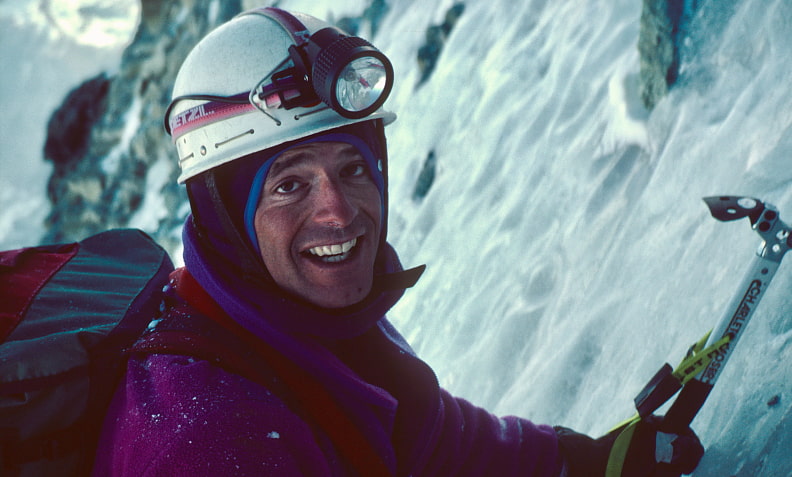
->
[554,415,704,477]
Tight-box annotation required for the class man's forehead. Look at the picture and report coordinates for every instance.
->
[268,142,360,176]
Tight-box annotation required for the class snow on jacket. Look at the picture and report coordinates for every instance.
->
[92,219,562,476]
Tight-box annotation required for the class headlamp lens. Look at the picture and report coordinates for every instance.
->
[336,56,390,114]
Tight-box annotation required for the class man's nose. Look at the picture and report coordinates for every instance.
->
[311,178,356,228]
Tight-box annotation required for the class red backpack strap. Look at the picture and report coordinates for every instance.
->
[134,268,394,477]
[0,243,79,342]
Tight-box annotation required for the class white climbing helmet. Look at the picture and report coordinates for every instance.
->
[166,7,397,183]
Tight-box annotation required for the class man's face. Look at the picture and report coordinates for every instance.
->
[253,141,382,308]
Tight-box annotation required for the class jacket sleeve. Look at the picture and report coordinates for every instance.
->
[419,389,563,477]
[377,320,563,477]
[92,355,334,477]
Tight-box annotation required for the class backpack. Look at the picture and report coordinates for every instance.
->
[0,229,174,476]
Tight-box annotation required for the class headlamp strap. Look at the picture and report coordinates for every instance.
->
[248,7,311,46]
[243,7,325,113]
[271,55,320,109]
[167,92,254,138]
[167,8,320,138]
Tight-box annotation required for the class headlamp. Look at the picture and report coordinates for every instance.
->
[253,27,394,120]
[300,27,394,119]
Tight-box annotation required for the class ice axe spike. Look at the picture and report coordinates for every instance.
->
[637,196,791,432]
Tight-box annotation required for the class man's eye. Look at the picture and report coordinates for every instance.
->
[275,180,301,194]
[341,163,368,178]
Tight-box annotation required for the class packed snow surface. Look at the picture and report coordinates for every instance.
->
[1,0,791,475]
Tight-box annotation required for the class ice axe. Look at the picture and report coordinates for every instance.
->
[606,196,791,476]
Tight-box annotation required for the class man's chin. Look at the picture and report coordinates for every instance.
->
[298,283,373,309]
[292,250,377,308]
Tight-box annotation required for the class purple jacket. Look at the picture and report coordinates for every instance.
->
[92,220,561,476]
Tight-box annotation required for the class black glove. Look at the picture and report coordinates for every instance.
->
[554,415,704,477]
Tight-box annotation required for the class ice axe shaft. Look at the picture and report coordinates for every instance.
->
[651,197,790,431]
[663,254,781,429]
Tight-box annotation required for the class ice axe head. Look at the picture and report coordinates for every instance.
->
[705,196,792,261]
[703,196,765,223]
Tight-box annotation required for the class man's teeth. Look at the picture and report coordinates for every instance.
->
[308,238,357,258]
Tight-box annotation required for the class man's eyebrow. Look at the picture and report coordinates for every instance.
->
[268,153,311,179]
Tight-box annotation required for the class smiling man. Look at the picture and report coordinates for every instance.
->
[93,6,704,477]
[251,141,383,308]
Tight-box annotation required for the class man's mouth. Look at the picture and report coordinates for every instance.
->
[305,237,358,263]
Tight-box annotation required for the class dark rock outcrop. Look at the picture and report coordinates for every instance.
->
[43,0,242,251]
[416,3,465,89]
[638,0,690,109]
[44,74,111,178]
[337,0,390,36]
[412,150,437,202]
